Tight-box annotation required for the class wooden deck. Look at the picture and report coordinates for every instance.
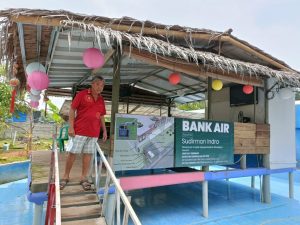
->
[31,151,88,192]
[31,151,106,225]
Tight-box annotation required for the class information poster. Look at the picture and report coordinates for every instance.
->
[175,118,234,166]
[113,114,175,171]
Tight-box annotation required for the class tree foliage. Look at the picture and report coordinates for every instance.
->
[176,101,206,111]
[40,99,63,124]
[0,66,28,133]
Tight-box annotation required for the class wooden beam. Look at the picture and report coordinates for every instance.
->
[129,104,141,114]
[46,27,60,74]
[123,47,264,87]
[10,15,290,71]
[17,23,27,72]
[109,46,122,157]
[10,15,212,40]
[222,36,289,71]
[36,25,42,60]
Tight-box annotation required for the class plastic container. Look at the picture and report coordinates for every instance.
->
[3,143,10,151]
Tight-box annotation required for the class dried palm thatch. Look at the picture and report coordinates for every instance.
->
[61,19,300,86]
[0,8,300,87]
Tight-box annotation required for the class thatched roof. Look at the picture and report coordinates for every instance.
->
[1,8,300,103]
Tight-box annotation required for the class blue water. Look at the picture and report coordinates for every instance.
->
[0,179,33,225]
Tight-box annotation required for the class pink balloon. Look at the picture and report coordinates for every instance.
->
[168,73,181,85]
[30,101,39,108]
[83,48,105,69]
[27,71,49,90]
[243,85,254,94]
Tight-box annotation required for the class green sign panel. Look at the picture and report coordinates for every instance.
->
[175,118,234,166]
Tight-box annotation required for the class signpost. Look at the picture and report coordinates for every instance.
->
[175,118,234,167]
[114,115,234,170]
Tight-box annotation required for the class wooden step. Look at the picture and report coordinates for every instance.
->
[61,204,102,222]
[61,217,106,225]
[61,183,96,195]
[59,176,105,224]
[61,192,99,206]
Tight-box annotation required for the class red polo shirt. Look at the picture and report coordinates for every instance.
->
[71,89,106,137]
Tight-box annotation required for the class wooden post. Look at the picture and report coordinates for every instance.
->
[167,99,172,117]
[289,171,294,199]
[262,154,271,203]
[202,166,209,218]
[262,80,271,203]
[251,176,255,188]
[240,154,247,169]
[226,166,231,200]
[27,108,33,156]
[253,86,257,122]
[126,96,129,114]
[33,203,43,225]
[109,45,122,157]
[207,77,212,120]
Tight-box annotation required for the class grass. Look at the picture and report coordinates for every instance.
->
[0,138,53,164]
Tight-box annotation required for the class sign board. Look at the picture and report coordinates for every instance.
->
[175,118,234,166]
[113,114,174,171]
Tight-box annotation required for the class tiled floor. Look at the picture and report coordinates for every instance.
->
[128,170,300,225]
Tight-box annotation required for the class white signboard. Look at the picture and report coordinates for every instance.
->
[113,114,174,171]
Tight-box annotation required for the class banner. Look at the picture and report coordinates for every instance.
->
[175,118,234,166]
[113,114,174,171]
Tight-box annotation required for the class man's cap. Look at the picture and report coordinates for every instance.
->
[91,75,105,82]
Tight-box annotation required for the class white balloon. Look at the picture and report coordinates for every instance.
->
[30,89,42,95]
[279,87,293,100]
[26,62,46,75]
[30,93,41,102]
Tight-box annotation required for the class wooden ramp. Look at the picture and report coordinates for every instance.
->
[30,151,107,224]
[60,181,106,225]
[58,153,107,225]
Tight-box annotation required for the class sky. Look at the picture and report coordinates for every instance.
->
[1,0,300,108]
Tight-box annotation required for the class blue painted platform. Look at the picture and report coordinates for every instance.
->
[128,169,300,225]
[0,170,299,224]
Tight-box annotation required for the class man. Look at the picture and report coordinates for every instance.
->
[60,75,107,191]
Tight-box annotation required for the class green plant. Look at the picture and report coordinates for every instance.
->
[40,99,63,124]
[176,101,206,111]
[0,65,29,136]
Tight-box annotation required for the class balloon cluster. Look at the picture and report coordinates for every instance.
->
[26,62,49,108]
